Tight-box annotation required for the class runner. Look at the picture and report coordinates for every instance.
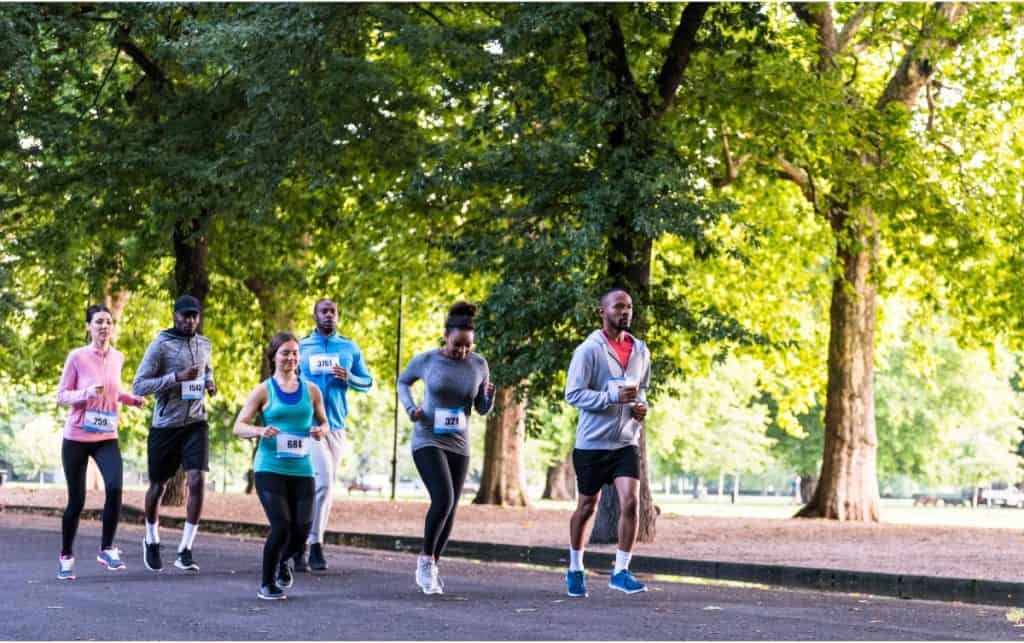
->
[132,295,217,573]
[397,301,495,594]
[234,332,328,600]
[564,288,651,597]
[55,304,146,580]
[294,298,373,572]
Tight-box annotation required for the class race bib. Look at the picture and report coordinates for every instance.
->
[275,434,309,458]
[433,408,468,435]
[83,409,118,434]
[309,353,340,376]
[607,377,638,404]
[181,377,205,400]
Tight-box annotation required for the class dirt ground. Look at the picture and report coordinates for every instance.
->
[5,486,1024,583]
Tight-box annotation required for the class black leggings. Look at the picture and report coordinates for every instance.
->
[255,472,315,586]
[413,447,470,561]
[61,438,123,556]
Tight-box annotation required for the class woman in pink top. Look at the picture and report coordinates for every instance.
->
[55,304,145,580]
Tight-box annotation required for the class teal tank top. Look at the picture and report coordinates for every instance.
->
[254,376,315,477]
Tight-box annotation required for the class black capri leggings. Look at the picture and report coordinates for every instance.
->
[61,438,123,556]
[254,472,315,587]
[413,446,470,561]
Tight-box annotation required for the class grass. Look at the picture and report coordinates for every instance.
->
[9,481,1024,530]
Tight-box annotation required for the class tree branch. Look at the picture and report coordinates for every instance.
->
[653,2,709,120]
[711,132,751,188]
[836,4,872,54]
[414,4,445,29]
[581,8,647,142]
[791,2,837,70]
[875,2,968,111]
[80,48,120,121]
[775,155,821,215]
[115,26,168,88]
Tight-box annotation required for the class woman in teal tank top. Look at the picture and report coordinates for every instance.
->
[234,332,328,600]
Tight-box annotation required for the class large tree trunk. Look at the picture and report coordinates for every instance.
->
[797,211,880,521]
[163,213,211,506]
[474,386,529,506]
[590,429,657,544]
[542,452,576,501]
[172,214,211,326]
[799,474,818,504]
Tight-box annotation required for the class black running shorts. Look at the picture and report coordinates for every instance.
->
[147,421,210,483]
[572,445,641,497]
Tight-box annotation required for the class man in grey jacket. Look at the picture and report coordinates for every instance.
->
[133,295,217,574]
[564,288,650,598]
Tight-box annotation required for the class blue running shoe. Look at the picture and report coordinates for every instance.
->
[608,569,647,594]
[97,547,126,571]
[566,570,588,597]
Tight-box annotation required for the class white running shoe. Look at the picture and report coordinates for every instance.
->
[57,556,75,581]
[416,557,443,594]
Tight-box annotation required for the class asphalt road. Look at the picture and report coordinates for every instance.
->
[2,513,1020,640]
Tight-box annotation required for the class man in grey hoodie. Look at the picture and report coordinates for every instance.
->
[564,288,650,598]
[132,295,217,574]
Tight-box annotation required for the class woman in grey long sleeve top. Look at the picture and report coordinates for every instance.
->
[397,302,495,595]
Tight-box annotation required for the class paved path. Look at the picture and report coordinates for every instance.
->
[2,513,1019,640]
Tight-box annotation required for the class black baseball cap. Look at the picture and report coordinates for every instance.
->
[173,295,202,314]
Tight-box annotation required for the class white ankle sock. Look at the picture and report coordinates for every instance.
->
[179,522,198,552]
[145,521,159,544]
[614,549,632,574]
[569,548,584,572]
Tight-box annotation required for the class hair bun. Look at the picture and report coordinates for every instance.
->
[448,301,478,319]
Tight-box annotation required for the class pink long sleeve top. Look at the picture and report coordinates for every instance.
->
[56,345,143,442]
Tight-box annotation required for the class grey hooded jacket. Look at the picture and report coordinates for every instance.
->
[564,329,650,450]
[132,329,215,428]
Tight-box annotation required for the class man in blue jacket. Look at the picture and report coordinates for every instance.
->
[294,298,373,571]
[564,288,650,598]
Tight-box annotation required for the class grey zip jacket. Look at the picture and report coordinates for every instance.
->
[565,329,650,450]
[132,329,215,428]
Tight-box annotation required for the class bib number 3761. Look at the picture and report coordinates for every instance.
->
[83,409,118,434]
[276,434,308,458]
[433,408,467,435]
[181,378,205,400]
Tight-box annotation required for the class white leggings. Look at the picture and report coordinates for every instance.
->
[308,430,348,544]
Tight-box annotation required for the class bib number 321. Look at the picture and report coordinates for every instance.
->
[433,408,467,435]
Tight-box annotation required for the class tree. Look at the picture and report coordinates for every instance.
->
[416,3,777,542]
[687,2,1024,520]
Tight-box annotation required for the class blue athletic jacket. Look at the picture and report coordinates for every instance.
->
[298,330,373,430]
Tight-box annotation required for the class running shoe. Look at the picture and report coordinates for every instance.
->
[308,543,328,571]
[174,548,200,572]
[257,584,287,601]
[293,546,310,573]
[608,569,647,594]
[57,556,75,581]
[566,570,588,597]
[277,561,294,589]
[97,547,126,571]
[143,539,163,572]
[416,557,442,594]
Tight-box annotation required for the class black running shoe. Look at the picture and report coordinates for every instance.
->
[143,539,163,572]
[308,543,328,571]
[293,546,310,573]
[174,548,200,572]
[277,561,294,589]
[257,584,286,600]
